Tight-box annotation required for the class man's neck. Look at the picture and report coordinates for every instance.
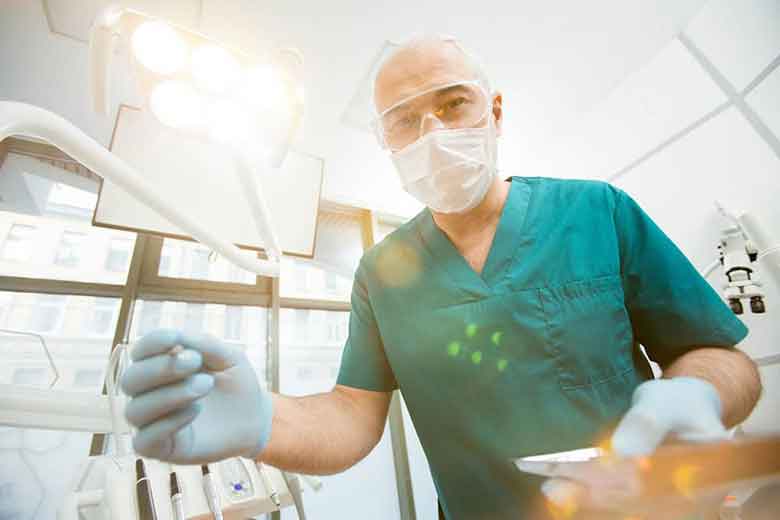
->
[431,176,511,242]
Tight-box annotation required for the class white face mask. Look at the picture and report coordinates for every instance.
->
[391,118,497,214]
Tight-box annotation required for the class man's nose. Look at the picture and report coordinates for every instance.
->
[419,112,445,137]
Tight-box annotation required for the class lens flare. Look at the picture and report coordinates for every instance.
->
[466,323,478,338]
[375,242,421,288]
[491,331,503,346]
[497,359,508,372]
[149,80,203,130]
[447,341,461,357]
[672,464,701,499]
[242,65,288,112]
[471,351,482,364]
[192,44,241,93]
[132,21,188,75]
[206,99,252,143]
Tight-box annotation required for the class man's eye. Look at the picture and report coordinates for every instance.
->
[447,97,468,109]
[393,115,417,131]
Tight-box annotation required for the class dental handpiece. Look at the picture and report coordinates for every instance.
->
[257,463,281,507]
[170,472,184,520]
[201,465,224,520]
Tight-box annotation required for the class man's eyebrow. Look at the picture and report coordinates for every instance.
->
[433,84,472,97]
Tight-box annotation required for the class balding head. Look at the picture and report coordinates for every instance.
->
[373,37,488,113]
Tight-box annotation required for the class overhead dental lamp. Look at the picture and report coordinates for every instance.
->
[87,7,306,270]
[90,7,304,166]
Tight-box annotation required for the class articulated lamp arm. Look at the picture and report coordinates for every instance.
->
[0,101,280,277]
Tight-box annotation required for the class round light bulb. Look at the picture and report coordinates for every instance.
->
[131,21,188,75]
[149,80,204,130]
[191,44,241,93]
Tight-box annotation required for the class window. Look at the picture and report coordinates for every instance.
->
[105,238,133,272]
[27,294,66,333]
[54,230,86,268]
[130,302,268,384]
[280,213,364,302]
[0,165,136,284]
[278,308,400,519]
[376,219,400,243]
[158,251,172,276]
[12,367,47,386]
[0,290,120,520]
[158,239,256,284]
[73,369,103,389]
[89,298,118,336]
[183,303,206,331]
[1,224,36,262]
[224,305,243,341]
[136,300,163,336]
[191,249,210,279]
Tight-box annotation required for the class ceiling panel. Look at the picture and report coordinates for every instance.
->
[685,0,780,92]
[747,65,780,141]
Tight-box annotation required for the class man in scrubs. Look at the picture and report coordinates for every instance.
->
[121,36,762,519]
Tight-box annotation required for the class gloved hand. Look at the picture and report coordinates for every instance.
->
[541,377,727,511]
[120,329,274,464]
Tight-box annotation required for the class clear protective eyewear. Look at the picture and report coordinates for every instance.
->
[374,79,491,152]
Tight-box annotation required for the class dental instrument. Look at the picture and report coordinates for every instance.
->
[170,472,185,520]
[201,465,224,520]
[135,459,158,520]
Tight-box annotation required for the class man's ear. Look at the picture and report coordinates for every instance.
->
[492,92,503,137]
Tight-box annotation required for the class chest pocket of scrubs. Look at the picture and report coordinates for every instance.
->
[540,274,634,390]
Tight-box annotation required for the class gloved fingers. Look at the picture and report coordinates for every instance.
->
[541,478,588,516]
[121,349,203,396]
[132,403,201,459]
[611,406,670,457]
[541,474,642,514]
[131,329,240,372]
[179,332,241,372]
[130,329,185,361]
[125,373,214,428]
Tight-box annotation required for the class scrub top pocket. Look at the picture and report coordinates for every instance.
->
[540,274,634,390]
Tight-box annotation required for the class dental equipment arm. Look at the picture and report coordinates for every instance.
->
[0,101,280,276]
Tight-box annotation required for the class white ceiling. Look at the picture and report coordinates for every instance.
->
[24,0,710,216]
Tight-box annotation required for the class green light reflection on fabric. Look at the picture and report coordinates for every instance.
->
[466,323,478,338]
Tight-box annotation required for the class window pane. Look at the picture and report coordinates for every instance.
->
[104,237,134,272]
[0,155,136,283]
[157,238,258,284]
[53,230,86,268]
[130,301,268,385]
[0,287,116,520]
[280,213,364,302]
[279,308,400,520]
[0,223,36,261]
[375,220,400,243]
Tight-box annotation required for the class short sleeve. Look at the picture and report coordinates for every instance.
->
[336,261,398,391]
[613,188,748,367]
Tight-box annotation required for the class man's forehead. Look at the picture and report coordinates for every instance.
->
[374,39,478,113]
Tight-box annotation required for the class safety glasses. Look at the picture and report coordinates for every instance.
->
[372,79,491,152]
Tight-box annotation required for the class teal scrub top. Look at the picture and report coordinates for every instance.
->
[336,176,748,519]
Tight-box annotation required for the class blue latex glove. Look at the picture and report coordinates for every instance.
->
[610,377,727,456]
[121,329,273,464]
[541,377,727,510]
